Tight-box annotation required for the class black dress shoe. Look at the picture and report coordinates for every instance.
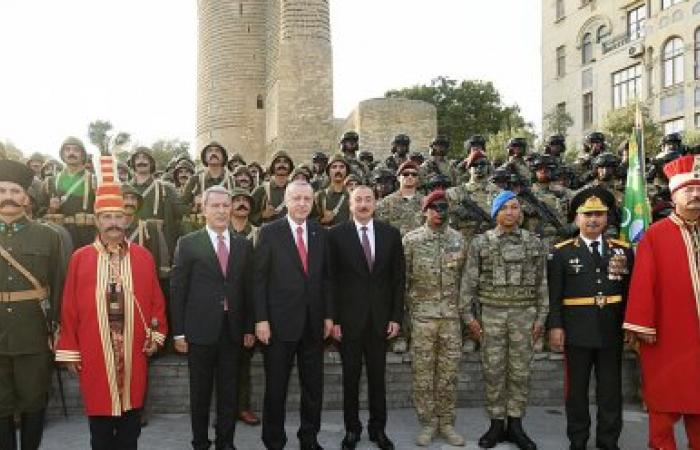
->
[341,431,361,450]
[506,417,537,450]
[369,430,395,450]
[299,437,323,450]
[479,419,506,448]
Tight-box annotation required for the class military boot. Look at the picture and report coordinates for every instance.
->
[414,425,436,447]
[0,415,17,450]
[506,416,537,450]
[478,419,506,448]
[438,424,465,447]
[20,409,45,450]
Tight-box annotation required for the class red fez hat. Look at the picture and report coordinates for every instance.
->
[664,155,700,193]
[422,189,448,212]
[397,160,418,176]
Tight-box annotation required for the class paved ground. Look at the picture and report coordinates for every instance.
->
[39,406,679,449]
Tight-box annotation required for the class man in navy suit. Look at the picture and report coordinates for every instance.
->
[254,180,334,450]
[171,185,255,450]
[327,185,405,450]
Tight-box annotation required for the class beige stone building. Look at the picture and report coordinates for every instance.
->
[196,0,436,166]
[542,0,700,147]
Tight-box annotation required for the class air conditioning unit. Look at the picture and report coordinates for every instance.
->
[629,44,645,58]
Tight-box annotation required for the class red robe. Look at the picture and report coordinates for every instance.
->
[56,241,167,416]
[623,214,700,413]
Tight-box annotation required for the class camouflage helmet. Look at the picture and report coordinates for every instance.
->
[465,134,486,149]
[584,131,606,145]
[128,146,156,173]
[430,135,450,149]
[340,131,359,144]
[547,134,566,146]
[409,151,426,165]
[530,153,558,170]
[371,166,395,182]
[266,150,295,175]
[392,133,410,146]
[325,153,349,176]
[592,152,621,169]
[426,173,452,191]
[59,136,88,163]
[358,150,374,163]
[507,137,528,149]
[490,167,512,185]
[199,141,229,167]
[312,151,328,162]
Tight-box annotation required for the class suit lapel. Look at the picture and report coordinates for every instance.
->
[200,228,224,278]
[347,222,370,273]
[307,221,321,276]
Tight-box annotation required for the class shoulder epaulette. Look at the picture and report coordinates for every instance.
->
[554,238,574,249]
[608,238,631,248]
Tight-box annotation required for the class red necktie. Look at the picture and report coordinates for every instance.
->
[361,226,373,270]
[217,234,229,310]
[296,226,308,274]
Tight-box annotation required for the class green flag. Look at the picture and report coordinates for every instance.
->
[620,105,651,245]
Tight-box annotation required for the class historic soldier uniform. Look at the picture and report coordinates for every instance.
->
[250,150,294,226]
[314,153,351,227]
[548,188,634,450]
[463,191,547,450]
[0,160,65,450]
[181,142,236,231]
[42,137,97,250]
[403,190,467,447]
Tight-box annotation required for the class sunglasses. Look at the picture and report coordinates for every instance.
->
[427,203,449,212]
[401,171,419,177]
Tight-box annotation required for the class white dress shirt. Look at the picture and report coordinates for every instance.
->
[354,218,375,259]
[287,216,307,249]
[580,235,603,256]
[206,225,230,252]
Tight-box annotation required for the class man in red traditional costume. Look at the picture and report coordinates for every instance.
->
[624,154,700,450]
[55,153,167,450]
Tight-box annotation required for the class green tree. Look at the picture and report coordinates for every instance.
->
[683,129,700,147]
[602,103,662,156]
[88,119,130,155]
[148,139,191,171]
[386,76,529,157]
[543,105,574,137]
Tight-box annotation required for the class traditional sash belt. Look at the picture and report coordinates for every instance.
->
[0,288,48,302]
[563,295,622,307]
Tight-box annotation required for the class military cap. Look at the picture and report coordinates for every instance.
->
[568,187,615,222]
[491,190,517,218]
[200,141,228,167]
[59,136,87,163]
[291,164,313,182]
[344,174,362,186]
[422,189,448,212]
[325,153,349,176]
[128,146,156,172]
[397,160,418,176]
[0,160,35,190]
[230,187,255,208]
[266,150,295,174]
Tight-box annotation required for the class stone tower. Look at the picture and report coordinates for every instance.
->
[196,0,334,164]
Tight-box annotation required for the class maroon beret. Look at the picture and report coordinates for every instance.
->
[397,160,418,176]
[422,189,448,212]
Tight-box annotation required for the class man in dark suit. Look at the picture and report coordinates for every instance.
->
[254,180,334,450]
[547,187,634,450]
[171,185,255,450]
[327,185,405,450]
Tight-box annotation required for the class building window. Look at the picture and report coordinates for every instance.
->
[612,64,642,109]
[664,117,684,134]
[582,33,593,64]
[256,94,264,109]
[662,0,682,9]
[696,28,700,79]
[695,113,700,128]
[628,5,646,40]
[597,25,609,43]
[557,46,566,77]
[557,102,567,116]
[556,0,565,20]
[663,37,684,88]
[583,92,593,128]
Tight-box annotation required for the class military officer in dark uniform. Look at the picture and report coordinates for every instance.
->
[547,187,634,450]
[0,160,65,450]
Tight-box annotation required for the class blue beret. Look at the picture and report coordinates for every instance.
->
[491,190,517,218]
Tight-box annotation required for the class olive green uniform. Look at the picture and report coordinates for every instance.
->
[41,169,96,250]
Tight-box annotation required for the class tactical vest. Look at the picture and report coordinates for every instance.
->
[477,228,543,306]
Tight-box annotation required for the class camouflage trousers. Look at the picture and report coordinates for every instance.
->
[480,305,537,419]
[410,317,462,427]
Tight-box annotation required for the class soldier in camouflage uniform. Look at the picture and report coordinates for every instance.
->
[572,132,607,189]
[375,161,424,354]
[339,131,370,183]
[0,161,65,450]
[527,154,573,250]
[581,152,624,237]
[371,167,398,200]
[250,150,294,226]
[446,152,499,244]
[358,151,376,172]
[543,135,567,164]
[403,190,468,447]
[384,134,411,172]
[503,138,532,183]
[315,153,351,227]
[421,135,459,186]
[41,137,97,250]
[310,152,329,191]
[463,191,547,450]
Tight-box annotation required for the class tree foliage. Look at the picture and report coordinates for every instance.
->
[385,76,529,157]
[543,105,574,137]
[601,103,662,156]
[485,127,539,165]
[148,139,191,171]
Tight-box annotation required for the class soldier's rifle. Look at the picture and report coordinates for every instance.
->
[454,195,495,234]
[518,188,568,238]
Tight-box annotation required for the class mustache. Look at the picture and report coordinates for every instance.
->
[0,200,21,208]
[106,226,124,233]
[235,204,249,211]
[136,162,149,167]
[208,154,221,160]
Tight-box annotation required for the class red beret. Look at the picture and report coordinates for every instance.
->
[397,160,418,176]
[464,150,485,169]
[422,189,448,212]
